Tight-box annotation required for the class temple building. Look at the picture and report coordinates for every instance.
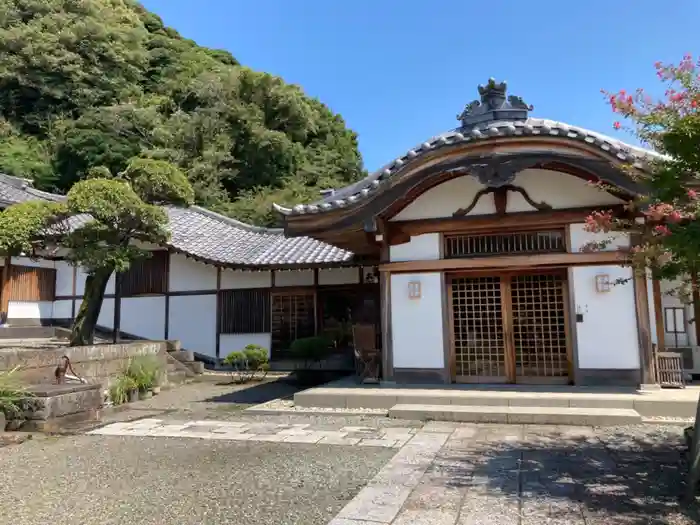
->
[0,79,695,386]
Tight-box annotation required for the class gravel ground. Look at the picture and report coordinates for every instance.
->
[0,433,395,525]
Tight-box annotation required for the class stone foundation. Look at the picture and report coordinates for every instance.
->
[0,340,170,387]
[7,383,103,432]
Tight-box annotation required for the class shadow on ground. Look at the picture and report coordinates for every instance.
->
[434,426,698,524]
[202,378,302,405]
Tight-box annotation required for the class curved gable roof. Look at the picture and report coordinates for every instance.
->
[273,79,661,218]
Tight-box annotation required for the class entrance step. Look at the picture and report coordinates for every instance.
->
[388,403,643,426]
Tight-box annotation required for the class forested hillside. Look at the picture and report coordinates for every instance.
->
[0,0,364,225]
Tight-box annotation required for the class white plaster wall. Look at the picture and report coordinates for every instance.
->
[318,267,359,286]
[220,334,273,359]
[392,176,493,221]
[506,169,624,212]
[53,300,73,320]
[391,272,445,369]
[75,267,115,296]
[569,223,630,252]
[169,253,217,292]
[8,301,53,320]
[572,265,640,370]
[389,170,624,221]
[221,270,272,289]
[390,233,441,262]
[120,297,166,340]
[97,298,115,329]
[275,270,314,287]
[169,295,217,358]
[55,262,74,297]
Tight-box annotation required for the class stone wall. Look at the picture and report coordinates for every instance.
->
[0,340,169,387]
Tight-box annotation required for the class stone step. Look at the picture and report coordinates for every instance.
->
[169,350,195,363]
[388,403,643,426]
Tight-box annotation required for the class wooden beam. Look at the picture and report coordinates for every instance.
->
[379,251,627,274]
[390,206,627,239]
[652,278,666,354]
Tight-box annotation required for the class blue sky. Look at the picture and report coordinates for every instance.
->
[141,0,699,172]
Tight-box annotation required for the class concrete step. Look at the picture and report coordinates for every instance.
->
[388,403,643,426]
[169,350,195,363]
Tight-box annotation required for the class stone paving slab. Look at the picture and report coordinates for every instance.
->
[326,423,698,525]
[88,418,406,448]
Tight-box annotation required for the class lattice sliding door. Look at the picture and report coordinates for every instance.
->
[510,274,569,384]
[451,276,508,382]
[450,272,571,384]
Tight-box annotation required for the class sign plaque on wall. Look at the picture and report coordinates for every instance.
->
[407,280,422,300]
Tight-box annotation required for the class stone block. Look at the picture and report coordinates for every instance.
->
[170,350,194,363]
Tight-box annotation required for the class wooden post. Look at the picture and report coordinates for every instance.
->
[164,252,171,340]
[378,222,392,381]
[652,278,666,356]
[215,266,222,362]
[1,256,11,324]
[113,272,121,343]
[633,272,655,386]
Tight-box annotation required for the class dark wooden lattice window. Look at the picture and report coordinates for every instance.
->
[219,288,271,334]
[118,251,168,297]
[445,230,566,259]
[271,291,316,352]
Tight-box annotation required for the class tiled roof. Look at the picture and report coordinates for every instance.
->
[0,174,355,268]
[273,79,662,217]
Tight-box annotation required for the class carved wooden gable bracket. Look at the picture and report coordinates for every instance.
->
[452,160,552,217]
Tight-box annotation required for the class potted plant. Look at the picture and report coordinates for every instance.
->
[125,356,160,400]
[289,336,333,386]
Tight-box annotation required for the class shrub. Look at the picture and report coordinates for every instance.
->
[290,336,332,369]
[109,374,138,405]
[125,355,161,391]
[223,345,269,383]
[0,366,33,419]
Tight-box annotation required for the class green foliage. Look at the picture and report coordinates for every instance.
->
[0,366,32,418]
[223,344,270,383]
[0,0,364,226]
[124,355,161,391]
[109,374,138,405]
[120,157,194,206]
[290,336,332,368]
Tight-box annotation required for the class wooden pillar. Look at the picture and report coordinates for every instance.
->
[692,274,700,347]
[215,266,222,361]
[1,256,11,324]
[378,224,393,381]
[313,268,319,335]
[633,271,655,386]
[164,252,171,340]
[652,278,666,355]
[113,272,121,343]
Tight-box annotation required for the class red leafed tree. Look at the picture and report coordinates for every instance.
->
[585,55,700,305]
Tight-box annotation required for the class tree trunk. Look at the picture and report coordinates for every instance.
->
[69,268,112,347]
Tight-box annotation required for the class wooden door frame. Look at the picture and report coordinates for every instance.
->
[447,268,572,384]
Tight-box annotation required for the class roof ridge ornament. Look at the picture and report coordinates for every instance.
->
[457,78,533,129]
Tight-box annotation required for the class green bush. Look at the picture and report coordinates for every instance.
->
[223,345,270,383]
[290,336,332,368]
[0,366,32,418]
[109,374,138,405]
[124,355,161,391]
